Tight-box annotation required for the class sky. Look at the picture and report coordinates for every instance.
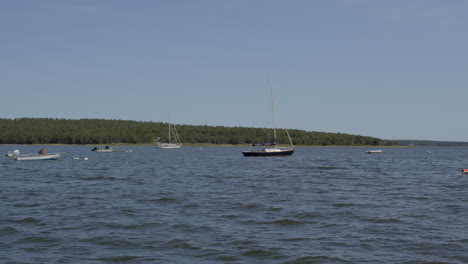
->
[1,0,467,141]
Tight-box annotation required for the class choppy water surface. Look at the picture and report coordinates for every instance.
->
[1,146,468,263]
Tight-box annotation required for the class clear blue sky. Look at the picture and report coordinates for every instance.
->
[1,0,467,141]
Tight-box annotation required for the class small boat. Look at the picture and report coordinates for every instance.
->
[91,146,131,152]
[156,142,181,149]
[243,147,294,157]
[242,80,294,157]
[6,150,61,161]
[74,157,89,160]
[462,169,468,174]
[366,150,382,154]
[156,122,182,149]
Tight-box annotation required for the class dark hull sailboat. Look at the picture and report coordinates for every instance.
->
[242,149,294,157]
[243,79,294,157]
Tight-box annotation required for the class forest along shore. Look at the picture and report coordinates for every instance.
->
[0,118,396,146]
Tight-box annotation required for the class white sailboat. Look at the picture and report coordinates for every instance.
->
[156,122,182,149]
[242,80,294,157]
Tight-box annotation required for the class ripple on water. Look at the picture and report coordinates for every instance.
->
[0,226,20,236]
[2,146,468,263]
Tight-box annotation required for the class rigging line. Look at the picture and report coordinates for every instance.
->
[272,81,294,149]
[270,79,277,145]
[173,125,181,144]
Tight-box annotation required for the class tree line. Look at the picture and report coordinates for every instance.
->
[0,118,397,146]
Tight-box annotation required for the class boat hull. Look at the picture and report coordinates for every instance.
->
[93,149,120,152]
[242,149,294,157]
[92,147,131,152]
[15,153,61,161]
[156,144,181,149]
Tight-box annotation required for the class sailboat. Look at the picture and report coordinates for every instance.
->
[242,80,294,157]
[156,122,182,149]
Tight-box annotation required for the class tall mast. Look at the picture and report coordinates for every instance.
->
[168,123,171,143]
[270,79,277,146]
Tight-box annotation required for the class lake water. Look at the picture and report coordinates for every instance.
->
[1,145,468,263]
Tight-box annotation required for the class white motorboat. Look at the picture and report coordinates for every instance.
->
[6,150,61,160]
[91,146,131,152]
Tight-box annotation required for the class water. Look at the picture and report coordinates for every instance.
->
[1,146,468,263]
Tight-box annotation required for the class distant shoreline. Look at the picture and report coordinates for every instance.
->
[2,143,454,148]
[0,118,394,146]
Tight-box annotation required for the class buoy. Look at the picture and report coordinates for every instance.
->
[462,169,468,174]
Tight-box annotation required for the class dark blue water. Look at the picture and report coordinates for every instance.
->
[1,146,468,263]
